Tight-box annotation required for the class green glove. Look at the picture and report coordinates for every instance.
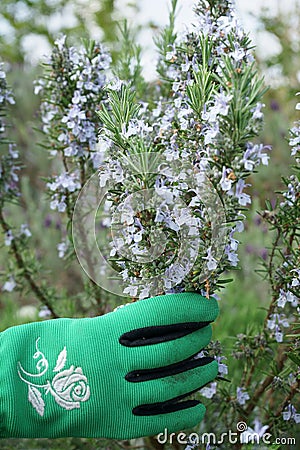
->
[0,292,219,439]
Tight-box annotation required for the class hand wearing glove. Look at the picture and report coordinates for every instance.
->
[0,292,219,439]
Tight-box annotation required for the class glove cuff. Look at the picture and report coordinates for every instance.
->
[0,333,3,437]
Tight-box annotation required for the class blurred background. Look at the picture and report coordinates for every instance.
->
[0,0,299,448]
[1,0,299,322]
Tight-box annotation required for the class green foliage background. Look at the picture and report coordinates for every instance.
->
[0,1,299,449]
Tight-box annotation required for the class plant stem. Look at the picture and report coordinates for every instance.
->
[263,228,281,328]
[244,351,288,416]
[273,378,300,418]
[0,208,59,318]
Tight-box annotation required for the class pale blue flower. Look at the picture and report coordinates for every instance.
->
[225,245,239,266]
[214,92,232,116]
[251,102,265,120]
[54,35,67,51]
[20,224,31,238]
[2,276,16,292]
[166,45,177,61]
[230,42,246,62]
[123,284,138,297]
[204,123,219,145]
[48,172,81,193]
[267,313,289,342]
[8,144,19,159]
[4,230,14,246]
[216,356,228,375]
[200,382,217,399]
[50,195,67,213]
[234,179,251,206]
[236,387,250,405]
[283,404,300,423]
[39,306,52,319]
[203,247,218,271]
[220,167,233,191]
[57,241,68,258]
[277,289,298,308]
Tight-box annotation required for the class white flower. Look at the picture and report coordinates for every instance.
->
[99,167,111,187]
[152,101,162,117]
[107,78,123,91]
[50,196,67,213]
[203,247,218,271]
[251,102,265,120]
[234,179,251,206]
[120,268,128,281]
[230,42,245,62]
[275,327,283,343]
[120,207,134,226]
[226,248,239,266]
[4,230,14,246]
[267,313,289,342]
[133,231,143,243]
[34,80,45,95]
[236,387,250,405]
[234,221,244,233]
[220,167,233,191]
[164,264,186,289]
[214,92,232,116]
[282,404,300,423]
[90,151,105,169]
[155,186,174,204]
[174,97,182,109]
[96,137,112,153]
[277,289,298,308]
[216,356,228,375]
[72,90,86,105]
[291,269,300,287]
[20,224,32,238]
[54,35,67,51]
[179,117,189,130]
[123,284,138,297]
[204,123,219,145]
[229,236,239,251]
[139,285,151,300]
[110,161,124,183]
[267,313,289,330]
[58,132,68,144]
[48,173,81,193]
[57,241,68,258]
[200,382,217,399]
[121,119,153,139]
[109,245,117,257]
[39,306,52,319]
[166,46,177,61]
[61,105,86,128]
[181,60,191,72]
[2,276,16,292]
[9,144,19,159]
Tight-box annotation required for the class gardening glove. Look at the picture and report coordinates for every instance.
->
[0,292,219,439]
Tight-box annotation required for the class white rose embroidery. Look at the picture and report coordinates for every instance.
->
[17,338,90,417]
[47,366,90,410]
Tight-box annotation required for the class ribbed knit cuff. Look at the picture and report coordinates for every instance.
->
[0,332,5,437]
